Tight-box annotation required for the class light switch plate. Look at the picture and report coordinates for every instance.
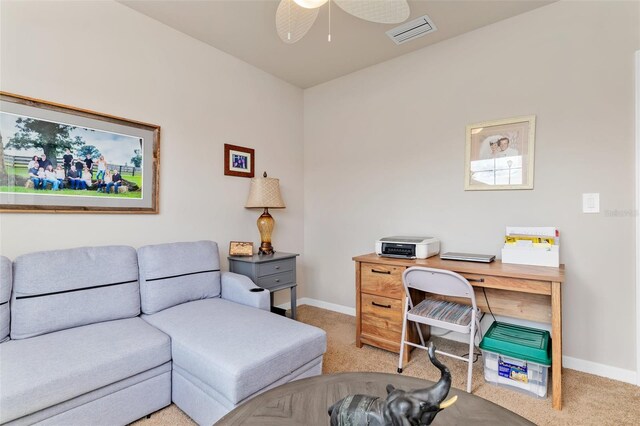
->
[583,193,600,213]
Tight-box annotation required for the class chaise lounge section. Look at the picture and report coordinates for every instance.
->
[138,241,326,425]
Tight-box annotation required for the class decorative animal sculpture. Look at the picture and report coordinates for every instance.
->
[328,342,457,426]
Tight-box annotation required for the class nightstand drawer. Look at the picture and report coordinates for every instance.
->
[257,270,295,289]
[257,258,295,277]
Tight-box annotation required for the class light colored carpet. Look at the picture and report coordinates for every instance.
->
[134,305,639,425]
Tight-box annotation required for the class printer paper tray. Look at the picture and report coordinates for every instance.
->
[379,254,417,259]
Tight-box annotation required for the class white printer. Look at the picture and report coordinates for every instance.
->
[375,236,440,259]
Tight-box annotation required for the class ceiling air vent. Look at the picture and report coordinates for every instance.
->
[386,15,437,45]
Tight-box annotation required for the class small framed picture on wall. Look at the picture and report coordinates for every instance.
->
[465,115,536,191]
[224,143,254,178]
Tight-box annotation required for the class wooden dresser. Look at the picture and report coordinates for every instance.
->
[353,253,566,410]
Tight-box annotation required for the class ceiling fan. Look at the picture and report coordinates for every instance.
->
[276,0,410,44]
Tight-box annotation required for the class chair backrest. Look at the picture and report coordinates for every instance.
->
[402,266,477,308]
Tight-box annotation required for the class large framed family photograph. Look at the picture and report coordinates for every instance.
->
[0,92,160,213]
[464,115,536,191]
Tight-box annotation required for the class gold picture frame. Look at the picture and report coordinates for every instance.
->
[229,241,254,257]
[465,115,536,191]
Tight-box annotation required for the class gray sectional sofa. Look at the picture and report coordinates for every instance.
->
[0,241,326,425]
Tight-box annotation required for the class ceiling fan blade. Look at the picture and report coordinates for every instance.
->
[276,0,320,44]
[333,0,410,24]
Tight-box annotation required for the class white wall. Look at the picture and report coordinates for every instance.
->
[0,0,304,305]
[304,1,640,372]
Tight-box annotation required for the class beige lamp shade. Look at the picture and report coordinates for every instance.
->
[245,175,286,209]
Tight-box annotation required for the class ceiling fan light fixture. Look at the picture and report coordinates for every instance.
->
[277,0,410,44]
[294,0,329,9]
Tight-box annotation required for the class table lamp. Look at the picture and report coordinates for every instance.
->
[245,172,286,255]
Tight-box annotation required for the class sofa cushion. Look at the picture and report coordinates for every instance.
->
[0,256,11,343]
[10,246,140,339]
[0,317,171,424]
[142,298,326,404]
[137,241,221,314]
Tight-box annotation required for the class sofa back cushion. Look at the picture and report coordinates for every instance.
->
[138,241,221,315]
[0,256,11,342]
[11,246,140,339]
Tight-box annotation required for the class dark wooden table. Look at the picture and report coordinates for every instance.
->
[216,372,534,425]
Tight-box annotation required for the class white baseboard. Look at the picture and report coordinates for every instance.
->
[280,297,638,385]
[562,356,637,385]
[277,297,356,317]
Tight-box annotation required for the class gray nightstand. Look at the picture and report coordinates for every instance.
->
[228,252,299,320]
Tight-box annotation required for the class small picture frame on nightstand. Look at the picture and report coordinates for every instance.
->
[229,241,254,257]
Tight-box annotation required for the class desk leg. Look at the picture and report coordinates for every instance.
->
[270,291,274,311]
[291,286,297,320]
[552,281,562,410]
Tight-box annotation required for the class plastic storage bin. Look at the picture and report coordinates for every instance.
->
[479,322,551,398]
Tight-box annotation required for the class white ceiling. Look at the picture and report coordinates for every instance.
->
[120,0,554,88]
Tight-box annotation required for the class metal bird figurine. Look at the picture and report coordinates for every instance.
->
[328,342,457,425]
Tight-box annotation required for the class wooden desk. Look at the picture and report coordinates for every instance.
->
[353,253,565,410]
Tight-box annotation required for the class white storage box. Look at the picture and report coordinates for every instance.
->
[501,245,559,267]
[481,349,549,398]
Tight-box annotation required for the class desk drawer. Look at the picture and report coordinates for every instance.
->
[257,259,295,277]
[361,293,403,344]
[459,273,551,295]
[360,263,405,299]
[257,270,295,289]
